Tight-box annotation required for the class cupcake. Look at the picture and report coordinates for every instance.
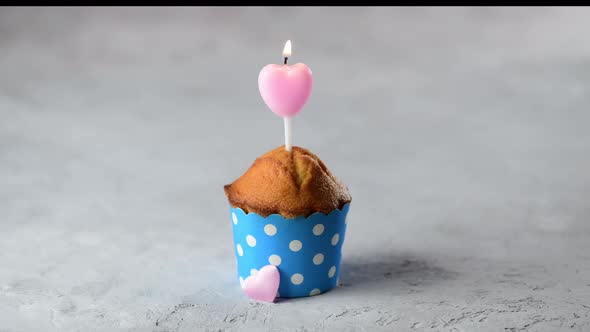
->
[224,145,351,298]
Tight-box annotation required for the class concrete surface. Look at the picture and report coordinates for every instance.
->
[1,6,590,332]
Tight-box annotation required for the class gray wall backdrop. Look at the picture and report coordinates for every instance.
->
[1,7,589,331]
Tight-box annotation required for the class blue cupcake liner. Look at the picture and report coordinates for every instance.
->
[230,203,350,298]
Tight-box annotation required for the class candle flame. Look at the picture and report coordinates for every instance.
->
[283,40,292,58]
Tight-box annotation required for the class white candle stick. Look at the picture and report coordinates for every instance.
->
[282,41,293,152]
[284,117,292,152]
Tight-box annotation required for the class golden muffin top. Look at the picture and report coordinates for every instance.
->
[224,145,351,218]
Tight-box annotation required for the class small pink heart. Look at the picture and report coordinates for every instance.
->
[258,63,313,118]
[241,265,280,303]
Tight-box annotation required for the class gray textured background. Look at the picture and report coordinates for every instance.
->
[1,6,590,331]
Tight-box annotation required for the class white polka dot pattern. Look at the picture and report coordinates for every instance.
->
[313,253,324,265]
[312,224,324,236]
[289,240,302,252]
[264,224,277,236]
[331,233,340,246]
[328,266,336,278]
[268,254,282,266]
[246,235,257,247]
[291,273,304,285]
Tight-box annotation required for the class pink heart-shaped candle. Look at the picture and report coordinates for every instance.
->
[258,63,313,118]
[241,265,280,303]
